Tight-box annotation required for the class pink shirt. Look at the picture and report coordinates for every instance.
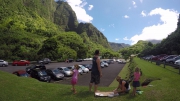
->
[133,72,140,81]
[72,69,79,80]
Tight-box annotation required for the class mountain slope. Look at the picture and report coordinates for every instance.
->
[109,42,130,51]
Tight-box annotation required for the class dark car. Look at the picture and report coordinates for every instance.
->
[26,64,46,74]
[46,68,64,80]
[76,59,83,62]
[68,59,74,62]
[13,70,30,77]
[30,68,51,82]
[38,58,51,64]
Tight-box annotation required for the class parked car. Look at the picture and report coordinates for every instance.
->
[160,55,177,62]
[12,70,30,77]
[79,65,89,73]
[166,55,180,64]
[46,68,64,80]
[57,67,73,77]
[174,59,180,66]
[38,58,51,64]
[81,64,92,71]
[151,54,167,61]
[76,59,83,62]
[68,59,74,62]
[30,68,51,82]
[101,62,105,68]
[12,60,30,66]
[101,61,108,67]
[0,60,8,67]
[26,64,46,74]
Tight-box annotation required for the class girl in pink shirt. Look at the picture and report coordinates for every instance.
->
[71,64,80,94]
[132,67,141,96]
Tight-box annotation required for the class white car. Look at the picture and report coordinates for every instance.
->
[0,60,8,67]
[174,59,180,65]
[79,65,89,73]
[57,67,73,77]
[101,61,108,67]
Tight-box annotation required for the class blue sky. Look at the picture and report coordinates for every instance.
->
[63,0,180,45]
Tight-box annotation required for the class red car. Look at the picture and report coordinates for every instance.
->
[12,60,30,66]
[12,70,30,77]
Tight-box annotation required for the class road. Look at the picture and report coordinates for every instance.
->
[0,61,125,87]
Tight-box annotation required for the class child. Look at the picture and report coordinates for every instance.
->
[132,67,141,96]
[71,64,80,94]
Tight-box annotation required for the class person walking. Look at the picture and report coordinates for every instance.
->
[132,67,141,96]
[89,50,102,92]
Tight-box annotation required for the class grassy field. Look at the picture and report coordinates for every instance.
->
[0,57,180,101]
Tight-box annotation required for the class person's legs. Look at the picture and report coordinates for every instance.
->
[89,83,93,92]
[94,84,98,92]
[132,87,136,96]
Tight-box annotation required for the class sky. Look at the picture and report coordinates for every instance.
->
[59,0,180,45]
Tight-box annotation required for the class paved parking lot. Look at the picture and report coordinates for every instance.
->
[0,61,125,87]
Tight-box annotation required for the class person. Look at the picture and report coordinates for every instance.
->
[71,64,80,94]
[113,76,130,95]
[89,50,102,92]
[132,67,141,96]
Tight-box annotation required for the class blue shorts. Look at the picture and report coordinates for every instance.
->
[133,81,140,87]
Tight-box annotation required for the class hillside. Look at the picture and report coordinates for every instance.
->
[109,42,130,51]
[0,0,118,61]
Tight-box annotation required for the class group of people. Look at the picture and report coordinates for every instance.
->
[70,49,141,96]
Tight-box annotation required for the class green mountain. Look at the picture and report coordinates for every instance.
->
[109,42,130,51]
[0,0,118,61]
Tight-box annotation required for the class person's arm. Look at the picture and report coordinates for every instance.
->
[119,81,126,93]
[96,57,102,77]
[114,83,121,91]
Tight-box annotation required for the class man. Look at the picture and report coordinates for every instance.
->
[113,76,130,94]
[89,50,102,92]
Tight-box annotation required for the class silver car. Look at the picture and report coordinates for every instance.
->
[57,67,73,77]
[0,60,8,67]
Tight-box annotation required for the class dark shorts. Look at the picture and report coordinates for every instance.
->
[90,74,100,85]
[133,81,140,87]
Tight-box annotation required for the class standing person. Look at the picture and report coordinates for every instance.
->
[71,64,80,94]
[89,50,102,92]
[132,67,141,96]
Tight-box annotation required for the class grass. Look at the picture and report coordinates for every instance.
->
[1,57,180,101]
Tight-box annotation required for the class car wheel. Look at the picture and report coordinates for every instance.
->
[15,64,18,66]
[25,64,28,66]
[2,64,5,67]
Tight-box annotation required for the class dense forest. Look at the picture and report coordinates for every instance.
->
[0,0,120,61]
[119,15,180,59]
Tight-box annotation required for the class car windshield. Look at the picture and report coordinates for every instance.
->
[38,71,47,76]
[64,68,70,71]
[52,69,60,74]
[20,73,29,77]
[79,65,85,69]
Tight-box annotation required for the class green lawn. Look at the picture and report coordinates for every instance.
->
[0,57,180,101]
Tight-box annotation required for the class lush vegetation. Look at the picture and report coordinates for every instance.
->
[1,57,180,101]
[0,0,119,61]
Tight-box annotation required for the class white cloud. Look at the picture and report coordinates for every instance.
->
[124,15,130,18]
[129,8,179,45]
[132,1,137,8]
[140,0,143,3]
[88,5,93,10]
[123,37,129,40]
[115,38,119,41]
[109,24,115,27]
[100,28,105,32]
[66,0,93,23]
[141,11,146,17]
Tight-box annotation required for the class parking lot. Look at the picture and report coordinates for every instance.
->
[0,61,125,87]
